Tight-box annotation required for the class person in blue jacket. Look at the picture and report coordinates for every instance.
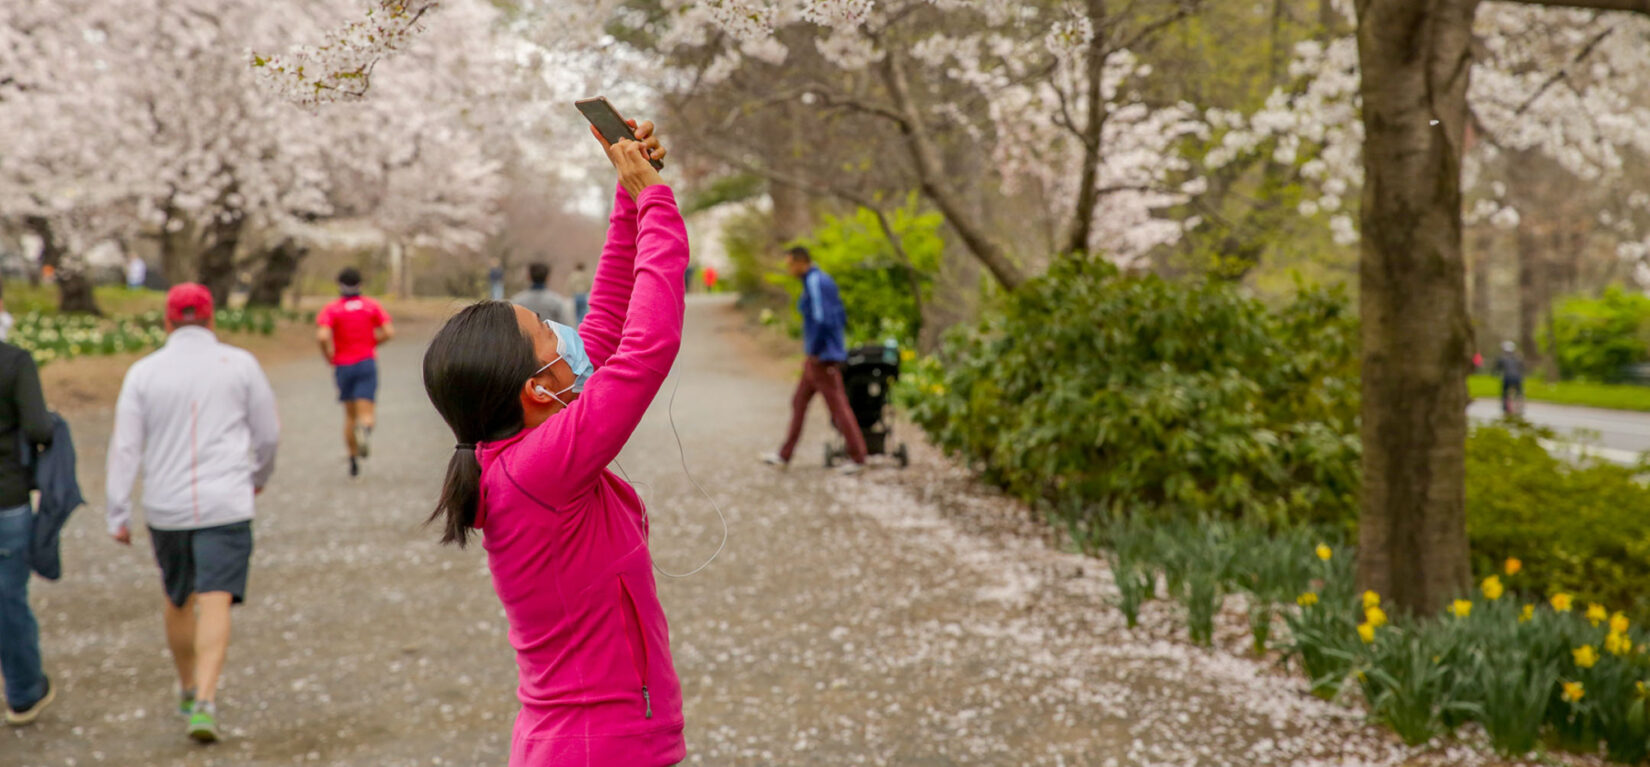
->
[761,247,868,474]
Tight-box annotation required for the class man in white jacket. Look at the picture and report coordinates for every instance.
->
[106,284,280,744]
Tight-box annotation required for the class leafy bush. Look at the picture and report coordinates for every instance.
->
[1465,423,1650,621]
[903,253,1360,540]
[1544,285,1650,383]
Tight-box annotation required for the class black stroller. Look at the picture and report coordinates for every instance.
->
[825,343,911,469]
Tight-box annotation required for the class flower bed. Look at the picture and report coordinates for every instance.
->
[11,308,290,366]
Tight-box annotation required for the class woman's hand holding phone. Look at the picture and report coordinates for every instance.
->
[593,119,666,198]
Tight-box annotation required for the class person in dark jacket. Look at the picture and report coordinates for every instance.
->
[761,247,868,474]
[0,337,57,726]
[1494,341,1525,415]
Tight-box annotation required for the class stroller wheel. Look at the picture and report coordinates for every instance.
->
[824,443,837,468]
[896,443,910,468]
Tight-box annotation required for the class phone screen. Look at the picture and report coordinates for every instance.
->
[576,97,664,170]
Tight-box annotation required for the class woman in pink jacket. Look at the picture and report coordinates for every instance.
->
[422,121,687,766]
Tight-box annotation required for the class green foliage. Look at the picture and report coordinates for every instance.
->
[10,308,293,367]
[683,173,765,215]
[773,196,944,350]
[1465,423,1650,622]
[719,206,782,303]
[903,254,1360,539]
[1468,374,1650,412]
[1544,285,1650,383]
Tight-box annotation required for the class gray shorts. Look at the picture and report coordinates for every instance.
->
[149,521,254,608]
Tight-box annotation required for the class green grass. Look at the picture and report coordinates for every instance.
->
[4,284,168,317]
[1469,374,1650,413]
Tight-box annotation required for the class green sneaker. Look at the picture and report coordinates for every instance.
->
[179,688,196,717]
[354,425,372,459]
[187,701,219,743]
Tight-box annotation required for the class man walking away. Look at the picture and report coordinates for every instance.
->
[761,246,868,474]
[0,327,57,726]
[1494,341,1525,415]
[510,262,573,325]
[106,284,280,743]
[567,262,593,324]
[316,268,394,477]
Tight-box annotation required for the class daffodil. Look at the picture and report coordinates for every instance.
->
[1612,612,1630,635]
[1449,599,1472,618]
[1365,606,1388,628]
[1606,632,1630,657]
[1637,680,1647,698]
[1587,603,1608,627]
[1316,543,1332,562]
[1551,593,1574,612]
[1481,575,1504,601]
[1357,622,1375,644]
[1520,604,1535,623]
[1504,557,1522,576]
[1296,592,1319,608]
[1562,681,1586,703]
[1573,645,1600,669]
[1362,590,1380,610]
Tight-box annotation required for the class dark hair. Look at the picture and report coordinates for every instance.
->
[528,262,550,285]
[786,246,811,263]
[421,301,539,547]
[338,267,363,287]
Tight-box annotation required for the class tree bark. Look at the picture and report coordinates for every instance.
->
[23,216,101,315]
[246,237,307,308]
[1353,0,1478,617]
[1515,216,1543,366]
[1063,0,1111,256]
[197,211,246,308]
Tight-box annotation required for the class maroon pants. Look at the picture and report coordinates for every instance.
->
[779,357,868,465]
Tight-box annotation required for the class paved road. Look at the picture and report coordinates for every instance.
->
[1469,399,1650,463]
[10,295,1519,766]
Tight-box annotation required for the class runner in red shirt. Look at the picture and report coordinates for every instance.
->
[316,268,395,477]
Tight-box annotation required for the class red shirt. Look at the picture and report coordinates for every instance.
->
[317,296,390,366]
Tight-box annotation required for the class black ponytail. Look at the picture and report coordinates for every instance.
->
[421,301,539,547]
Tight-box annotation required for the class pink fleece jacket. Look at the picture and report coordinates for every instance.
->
[475,184,689,767]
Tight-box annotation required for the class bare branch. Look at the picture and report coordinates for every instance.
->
[1512,26,1615,116]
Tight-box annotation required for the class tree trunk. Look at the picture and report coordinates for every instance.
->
[197,211,246,308]
[769,99,815,245]
[247,237,307,308]
[1063,0,1111,256]
[1515,217,1543,366]
[1468,232,1491,351]
[23,216,101,315]
[159,202,195,287]
[1353,0,1478,618]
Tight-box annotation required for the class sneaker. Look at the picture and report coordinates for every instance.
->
[179,687,196,717]
[349,457,360,478]
[758,452,788,468]
[355,426,372,459]
[5,676,56,726]
[187,701,219,743]
[836,461,866,476]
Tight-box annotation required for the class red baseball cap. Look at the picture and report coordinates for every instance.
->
[165,283,215,324]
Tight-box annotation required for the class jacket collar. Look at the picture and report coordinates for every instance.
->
[166,325,218,346]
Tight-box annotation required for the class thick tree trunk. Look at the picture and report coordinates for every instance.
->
[1063,0,1111,256]
[769,99,815,245]
[246,237,307,308]
[1468,232,1491,350]
[159,204,196,287]
[23,216,101,315]
[197,211,246,308]
[1353,0,1478,617]
[1515,218,1543,365]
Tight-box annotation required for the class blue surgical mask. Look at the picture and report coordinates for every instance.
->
[530,320,594,405]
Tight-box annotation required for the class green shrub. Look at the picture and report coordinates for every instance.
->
[1465,422,1650,621]
[904,254,1360,540]
[1544,285,1650,383]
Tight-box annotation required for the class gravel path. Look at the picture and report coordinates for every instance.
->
[7,296,1556,766]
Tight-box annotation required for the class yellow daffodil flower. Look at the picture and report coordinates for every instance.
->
[1362,590,1380,610]
[1551,593,1574,612]
[1606,632,1630,657]
[1449,600,1472,618]
[1562,681,1585,703]
[1587,603,1608,627]
[1573,645,1599,669]
[1520,604,1535,623]
[1296,592,1319,608]
[1357,623,1375,644]
[1612,612,1630,635]
[1365,606,1388,628]
[1504,557,1522,576]
[1481,575,1504,601]
[1316,543,1332,562]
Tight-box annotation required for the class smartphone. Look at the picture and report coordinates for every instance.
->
[575,96,664,170]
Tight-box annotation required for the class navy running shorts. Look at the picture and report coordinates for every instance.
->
[334,358,379,402]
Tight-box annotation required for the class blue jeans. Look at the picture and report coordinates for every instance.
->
[574,293,590,324]
[0,503,46,709]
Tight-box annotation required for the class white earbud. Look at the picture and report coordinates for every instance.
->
[534,385,553,399]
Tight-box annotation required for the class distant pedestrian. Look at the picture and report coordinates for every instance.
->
[0,323,58,726]
[317,268,395,478]
[510,262,573,325]
[567,262,593,324]
[702,265,718,293]
[1494,341,1525,415]
[488,260,506,301]
[760,246,867,474]
[0,283,15,343]
[126,256,148,291]
[106,283,281,743]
